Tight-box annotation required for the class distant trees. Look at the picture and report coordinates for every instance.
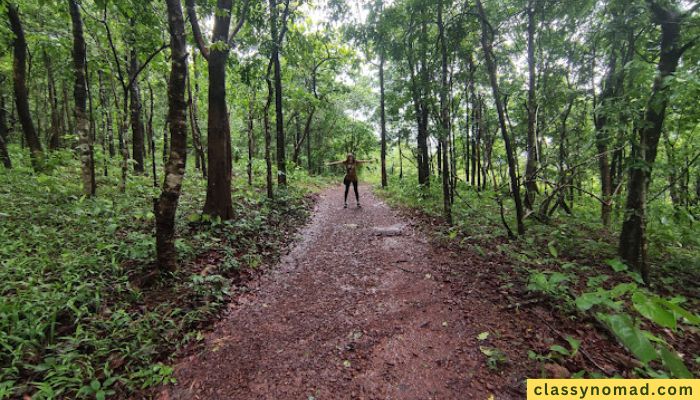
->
[367,0,698,281]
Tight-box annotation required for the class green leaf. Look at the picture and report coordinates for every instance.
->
[477,332,490,341]
[597,313,658,364]
[549,345,570,356]
[565,336,581,357]
[90,380,101,391]
[547,242,558,258]
[605,259,628,272]
[658,347,693,378]
[656,299,700,326]
[631,292,677,331]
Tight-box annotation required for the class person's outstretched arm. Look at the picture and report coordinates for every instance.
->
[355,159,376,164]
[326,160,345,166]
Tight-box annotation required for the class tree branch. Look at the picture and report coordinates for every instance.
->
[228,0,252,46]
[185,0,210,60]
[127,43,168,91]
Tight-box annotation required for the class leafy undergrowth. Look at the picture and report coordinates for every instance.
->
[0,149,323,399]
[377,174,700,380]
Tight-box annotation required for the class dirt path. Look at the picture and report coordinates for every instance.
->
[159,186,523,400]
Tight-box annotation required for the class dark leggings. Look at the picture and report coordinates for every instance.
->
[344,179,359,203]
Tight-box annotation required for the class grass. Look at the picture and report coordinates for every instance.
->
[0,146,325,399]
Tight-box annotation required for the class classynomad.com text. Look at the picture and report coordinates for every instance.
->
[527,379,698,400]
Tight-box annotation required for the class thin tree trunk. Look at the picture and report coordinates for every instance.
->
[147,81,158,187]
[0,93,10,168]
[438,0,452,224]
[7,4,43,170]
[98,71,115,157]
[270,0,287,186]
[44,50,62,150]
[69,0,96,196]
[524,0,539,209]
[156,0,188,272]
[129,48,146,174]
[477,0,525,234]
[187,61,207,179]
[264,77,274,198]
[247,90,255,185]
[379,33,388,188]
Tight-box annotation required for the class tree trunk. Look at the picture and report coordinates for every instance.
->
[98,71,115,157]
[187,60,207,179]
[129,49,146,174]
[438,0,452,224]
[7,4,43,170]
[264,77,274,198]
[270,0,287,186]
[203,0,234,219]
[44,51,62,150]
[477,0,525,235]
[619,2,689,282]
[156,0,189,272]
[379,42,388,188]
[69,0,96,196]
[593,50,616,228]
[147,81,158,186]
[247,91,255,185]
[524,0,539,209]
[0,94,11,168]
[191,52,207,177]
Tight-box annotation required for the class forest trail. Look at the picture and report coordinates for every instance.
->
[159,186,520,400]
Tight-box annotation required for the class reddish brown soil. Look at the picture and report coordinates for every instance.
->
[157,186,623,400]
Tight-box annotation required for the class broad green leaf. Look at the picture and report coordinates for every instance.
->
[549,345,570,356]
[657,299,700,326]
[477,332,489,341]
[605,259,628,272]
[658,347,693,378]
[631,292,676,330]
[548,242,558,258]
[597,313,657,364]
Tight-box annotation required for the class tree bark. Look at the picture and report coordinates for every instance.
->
[379,30,388,188]
[98,71,115,157]
[264,76,274,198]
[0,93,11,168]
[270,0,287,186]
[247,90,255,185]
[69,0,96,196]
[156,0,189,272]
[438,0,452,224]
[129,48,146,174]
[476,0,525,234]
[187,59,207,179]
[524,0,539,209]
[7,4,43,170]
[202,0,234,219]
[618,1,691,282]
[147,80,158,186]
[44,50,62,150]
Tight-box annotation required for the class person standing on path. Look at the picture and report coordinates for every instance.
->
[327,153,373,208]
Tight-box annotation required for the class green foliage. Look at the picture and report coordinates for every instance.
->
[0,148,318,398]
[380,170,698,378]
